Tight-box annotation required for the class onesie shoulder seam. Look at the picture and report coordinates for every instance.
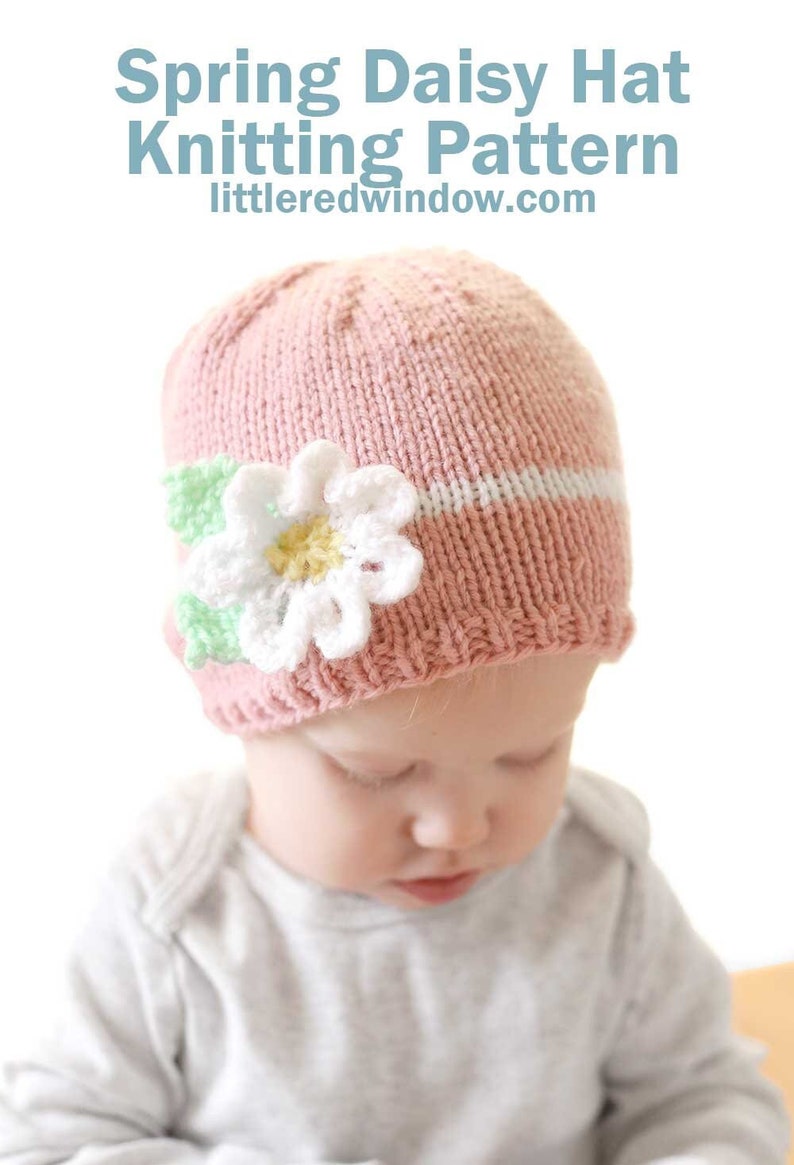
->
[109,769,249,940]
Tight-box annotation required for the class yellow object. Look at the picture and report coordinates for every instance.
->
[265,515,344,583]
[732,962,794,1164]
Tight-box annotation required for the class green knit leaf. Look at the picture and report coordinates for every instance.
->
[163,456,240,546]
[174,592,246,669]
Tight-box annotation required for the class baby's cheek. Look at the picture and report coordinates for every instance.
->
[505,779,566,851]
[311,790,399,876]
[335,796,405,876]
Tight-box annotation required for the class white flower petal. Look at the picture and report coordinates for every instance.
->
[325,464,418,528]
[237,584,317,674]
[342,524,423,605]
[309,568,373,660]
[224,463,289,542]
[182,532,277,607]
[278,440,352,519]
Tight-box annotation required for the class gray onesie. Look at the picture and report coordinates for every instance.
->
[0,767,788,1165]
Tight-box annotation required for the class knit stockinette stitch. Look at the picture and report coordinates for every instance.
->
[162,248,633,736]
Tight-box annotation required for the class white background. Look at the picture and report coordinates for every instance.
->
[1,0,792,1055]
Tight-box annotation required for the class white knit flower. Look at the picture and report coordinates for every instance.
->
[181,440,423,673]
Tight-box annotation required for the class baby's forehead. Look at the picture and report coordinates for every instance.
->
[301,654,598,755]
[310,666,493,734]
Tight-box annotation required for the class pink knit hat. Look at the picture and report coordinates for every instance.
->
[162,248,633,736]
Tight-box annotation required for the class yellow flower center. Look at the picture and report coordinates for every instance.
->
[265,515,345,583]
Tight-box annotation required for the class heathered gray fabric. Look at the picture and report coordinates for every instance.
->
[0,768,788,1165]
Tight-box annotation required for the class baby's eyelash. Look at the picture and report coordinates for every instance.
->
[331,743,560,789]
[498,743,558,770]
[339,763,416,789]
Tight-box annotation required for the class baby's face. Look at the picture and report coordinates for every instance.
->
[243,654,598,911]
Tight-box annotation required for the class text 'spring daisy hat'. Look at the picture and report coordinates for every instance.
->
[162,248,633,736]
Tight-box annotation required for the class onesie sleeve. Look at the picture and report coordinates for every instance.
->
[0,867,382,1165]
[598,855,791,1165]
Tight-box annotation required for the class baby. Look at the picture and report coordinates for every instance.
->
[0,249,789,1165]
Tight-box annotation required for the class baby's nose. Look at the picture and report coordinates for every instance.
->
[410,793,492,852]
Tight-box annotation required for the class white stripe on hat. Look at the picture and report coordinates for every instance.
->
[416,466,626,520]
